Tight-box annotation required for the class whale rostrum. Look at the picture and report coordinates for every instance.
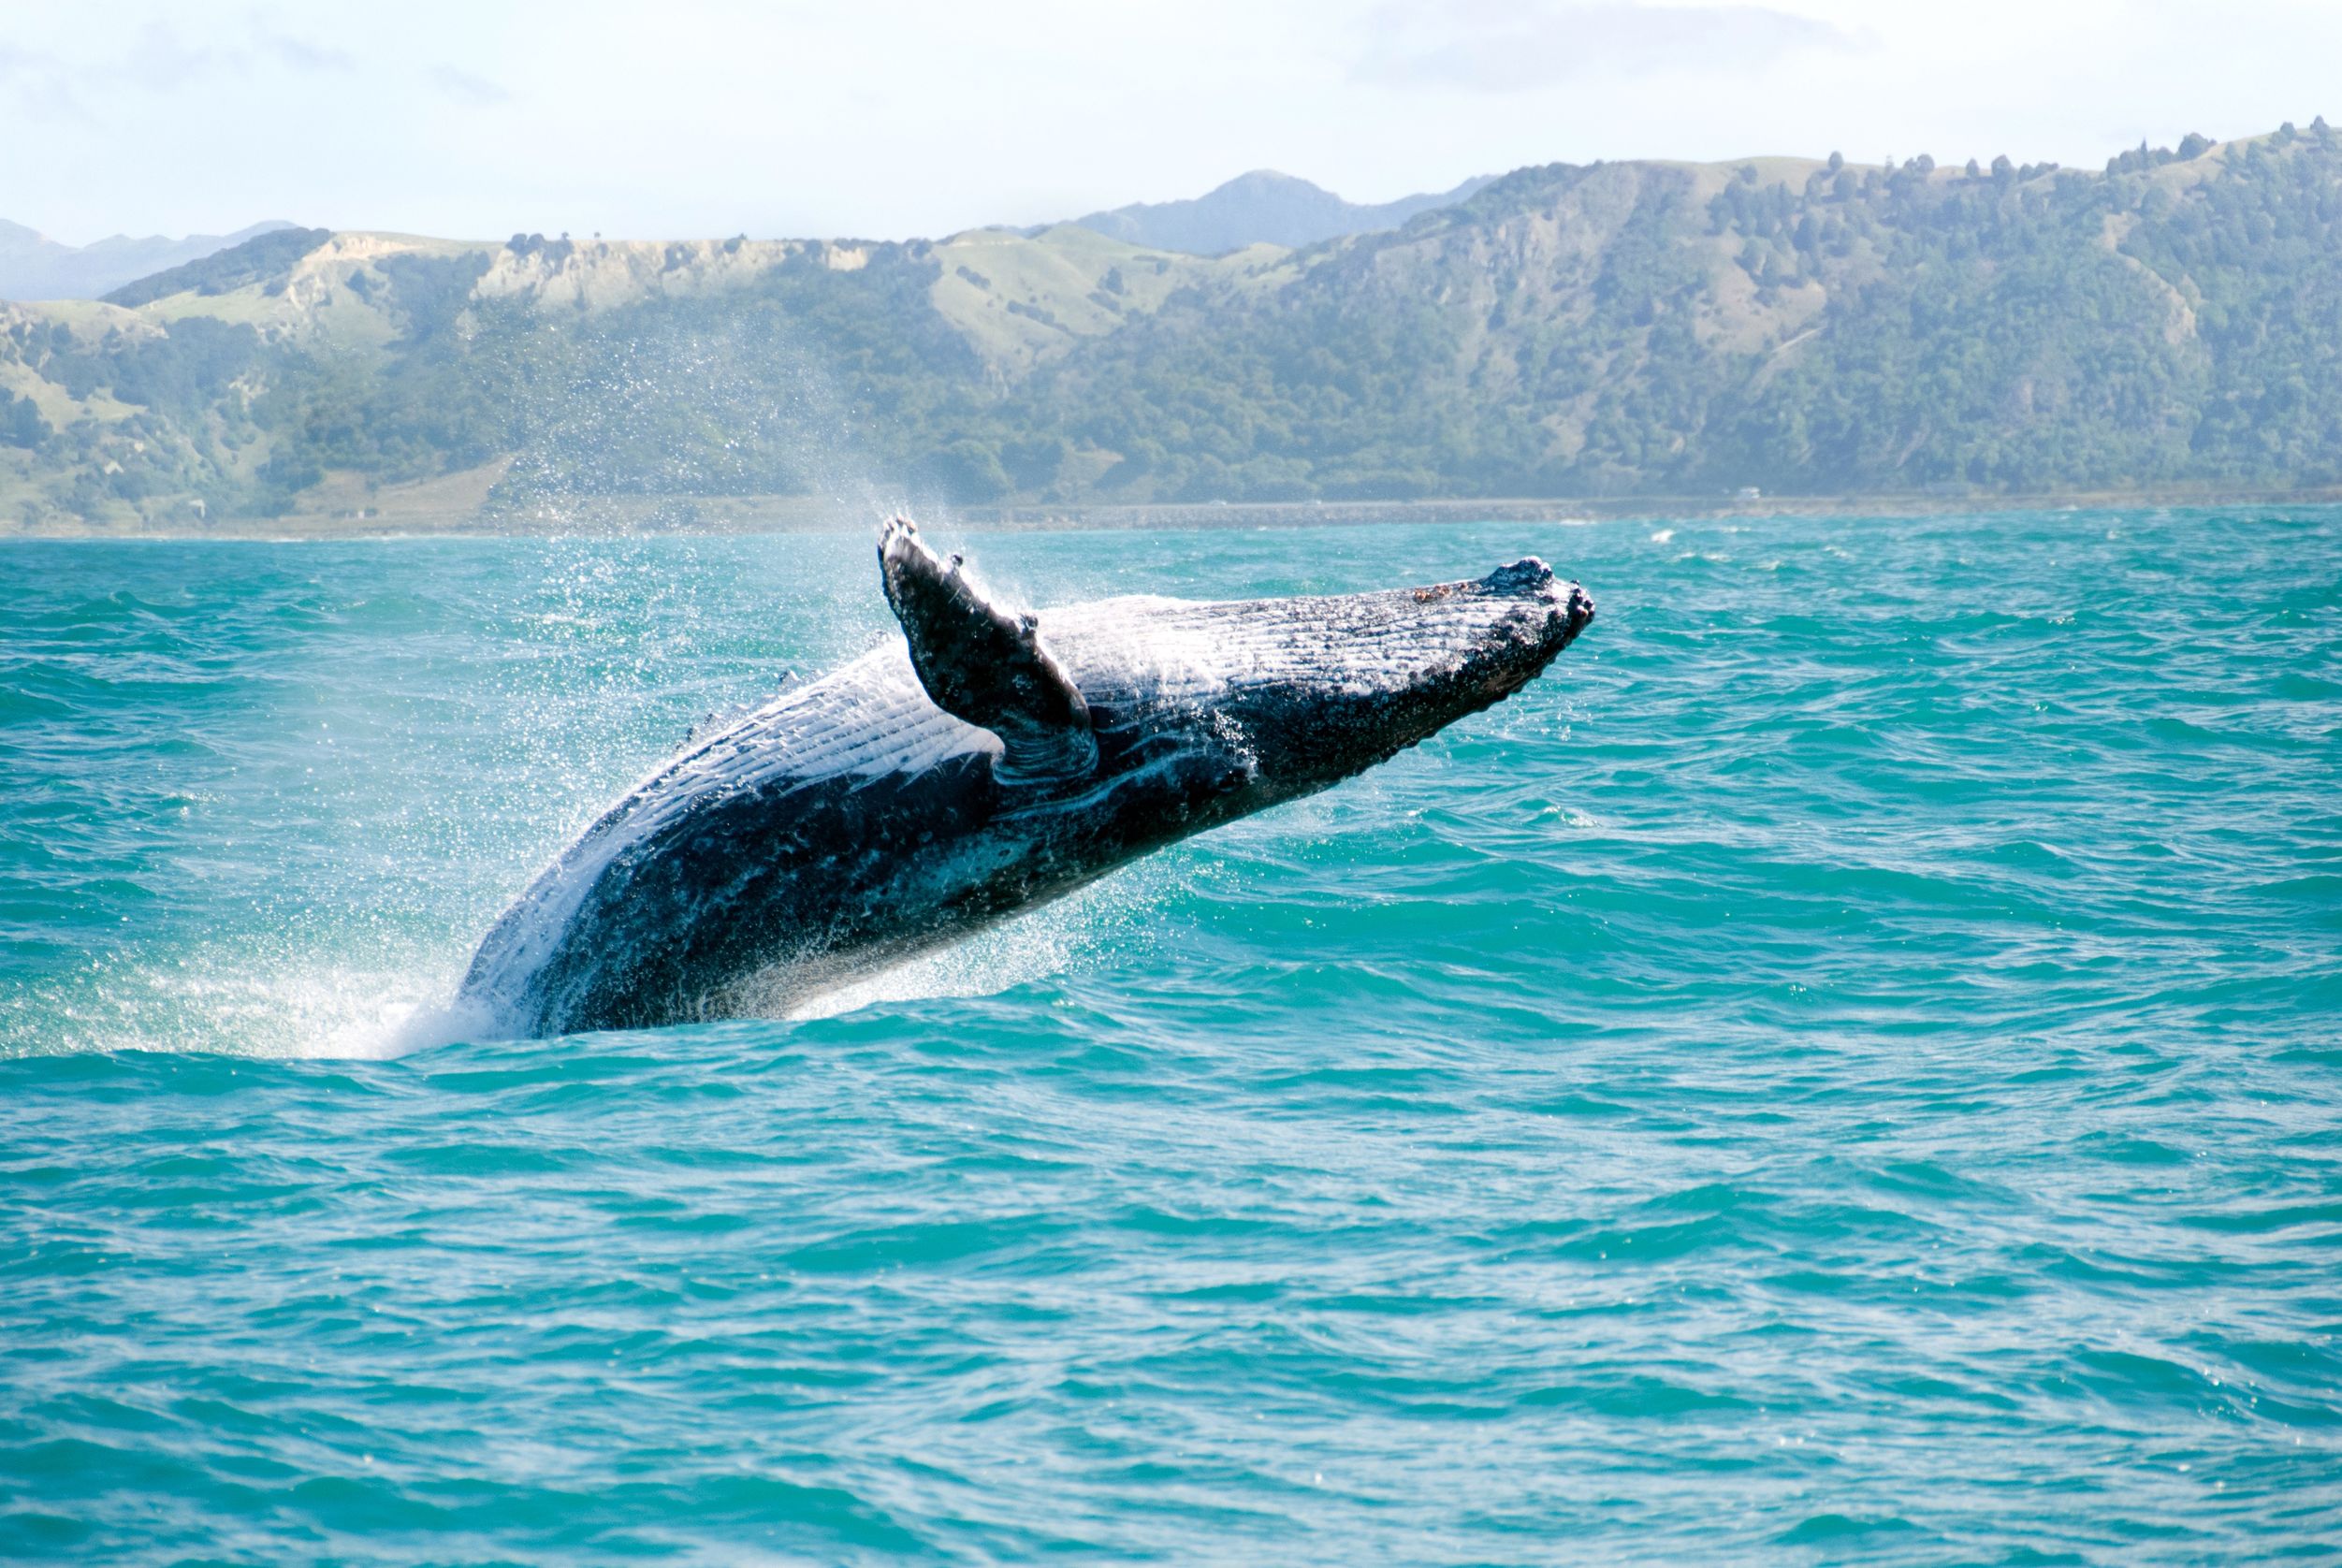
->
[458,517,1595,1038]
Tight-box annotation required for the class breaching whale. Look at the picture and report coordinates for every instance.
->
[458,517,1594,1038]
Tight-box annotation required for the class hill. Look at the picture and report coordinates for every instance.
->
[7,123,2342,531]
[1067,170,1492,255]
[0,219,298,303]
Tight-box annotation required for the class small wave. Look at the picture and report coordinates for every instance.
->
[783,931,1080,1023]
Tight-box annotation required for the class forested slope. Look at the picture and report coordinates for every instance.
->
[5,123,2340,530]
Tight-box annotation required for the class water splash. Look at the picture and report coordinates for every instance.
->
[8,951,463,1061]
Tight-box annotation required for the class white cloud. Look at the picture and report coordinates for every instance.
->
[428,64,509,105]
[261,33,357,73]
[1356,0,1854,91]
[117,22,224,91]
[0,0,2334,245]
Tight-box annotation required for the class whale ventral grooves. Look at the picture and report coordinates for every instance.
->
[878,515,1098,786]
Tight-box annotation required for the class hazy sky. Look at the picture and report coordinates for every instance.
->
[6,0,2336,243]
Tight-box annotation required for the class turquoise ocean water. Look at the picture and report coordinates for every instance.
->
[2,509,2336,1562]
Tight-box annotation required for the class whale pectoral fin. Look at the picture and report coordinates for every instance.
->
[878,515,1098,785]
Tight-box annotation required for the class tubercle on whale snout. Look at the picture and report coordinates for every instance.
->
[1458,558,1596,642]
[1555,580,1598,648]
[1475,558,1597,659]
[1480,556,1555,593]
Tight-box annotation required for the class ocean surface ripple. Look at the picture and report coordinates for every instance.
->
[2,510,2337,1563]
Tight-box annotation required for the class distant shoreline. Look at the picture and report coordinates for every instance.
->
[8,486,2342,543]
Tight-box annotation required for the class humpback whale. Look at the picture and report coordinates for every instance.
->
[458,518,1594,1038]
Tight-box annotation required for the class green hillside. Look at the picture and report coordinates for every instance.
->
[7,123,2342,530]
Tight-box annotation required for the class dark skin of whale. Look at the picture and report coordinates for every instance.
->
[458,518,1595,1038]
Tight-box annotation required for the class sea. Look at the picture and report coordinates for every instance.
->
[2,507,2336,1563]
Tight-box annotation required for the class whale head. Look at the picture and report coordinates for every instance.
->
[1041,557,1594,812]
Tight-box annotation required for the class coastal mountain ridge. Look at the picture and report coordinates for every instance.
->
[5,123,2340,530]
[1064,169,1496,255]
[0,220,297,304]
[0,166,1474,307]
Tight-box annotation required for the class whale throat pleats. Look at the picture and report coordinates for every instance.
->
[878,515,1098,787]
